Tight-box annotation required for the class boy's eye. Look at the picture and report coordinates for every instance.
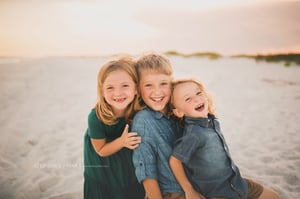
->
[196,91,202,96]
[122,84,129,88]
[144,84,152,87]
[106,86,113,90]
[161,82,169,86]
[185,97,191,102]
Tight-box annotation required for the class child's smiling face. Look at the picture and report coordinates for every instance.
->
[102,69,137,117]
[139,71,172,114]
[172,81,208,118]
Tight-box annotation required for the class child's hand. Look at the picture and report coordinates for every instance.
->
[185,190,206,199]
[121,124,141,150]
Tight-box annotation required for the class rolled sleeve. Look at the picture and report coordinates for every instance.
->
[133,142,157,182]
[132,115,158,182]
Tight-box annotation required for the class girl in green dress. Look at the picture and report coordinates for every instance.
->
[83,55,145,199]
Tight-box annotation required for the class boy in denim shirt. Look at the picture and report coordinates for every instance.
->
[169,79,280,199]
[132,52,184,199]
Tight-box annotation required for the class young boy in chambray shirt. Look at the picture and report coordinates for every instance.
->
[132,52,184,199]
[169,79,280,199]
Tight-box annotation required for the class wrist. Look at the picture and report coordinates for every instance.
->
[115,136,125,148]
[182,183,195,193]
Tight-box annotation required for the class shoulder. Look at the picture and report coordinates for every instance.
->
[213,118,221,126]
[88,108,97,121]
[133,108,155,122]
[132,108,158,136]
[88,108,96,118]
[132,109,150,128]
[134,108,152,117]
[88,108,105,126]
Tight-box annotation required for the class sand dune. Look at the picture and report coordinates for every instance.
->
[0,56,299,198]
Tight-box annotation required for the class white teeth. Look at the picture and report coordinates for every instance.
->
[114,98,125,102]
[195,103,204,110]
[151,97,163,102]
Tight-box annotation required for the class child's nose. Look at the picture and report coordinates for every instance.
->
[114,87,123,95]
[153,87,161,94]
[193,96,200,103]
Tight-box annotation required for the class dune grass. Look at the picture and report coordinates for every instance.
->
[164,50,300,67]
[164,50,221,60]
[231,53,300,67]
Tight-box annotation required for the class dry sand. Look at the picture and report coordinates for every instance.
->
[0,56,299,198]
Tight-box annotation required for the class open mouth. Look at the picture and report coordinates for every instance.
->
[195,103,205,111]
[150,97,164,102]
[114,98,126,103]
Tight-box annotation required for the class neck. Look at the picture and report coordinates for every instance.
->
[113,109,126,118]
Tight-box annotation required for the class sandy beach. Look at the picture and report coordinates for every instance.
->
[0,56,299,199]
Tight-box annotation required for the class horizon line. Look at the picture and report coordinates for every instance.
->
[1,50,300,59]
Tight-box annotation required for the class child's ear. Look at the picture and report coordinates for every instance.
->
[173,108,184,118]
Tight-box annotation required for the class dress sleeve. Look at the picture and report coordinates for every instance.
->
[132,115,158,182]
[87,109,106,139]
[172,133,200,164]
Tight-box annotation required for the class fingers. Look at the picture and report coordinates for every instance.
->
[128,135,141,145]
[122,124,142,149]
[127,132,138,137]
[125,133,141,149]
[128,143,140,150]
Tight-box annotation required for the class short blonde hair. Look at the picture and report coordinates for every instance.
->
[170,79,216,116]
[95,55,141,125]
[135,52,173,81]
[135,52,174,114]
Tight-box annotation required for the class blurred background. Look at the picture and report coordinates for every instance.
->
[1,1,300,199]
[1,0,300,57]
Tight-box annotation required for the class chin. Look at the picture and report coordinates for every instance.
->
[152,105,166,112]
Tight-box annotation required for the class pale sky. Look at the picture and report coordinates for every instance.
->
[0,0,299,57]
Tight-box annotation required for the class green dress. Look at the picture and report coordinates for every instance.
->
[84,109,145,199]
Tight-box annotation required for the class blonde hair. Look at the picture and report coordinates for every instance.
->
[135,52,173,81]
[95,55,141,125]
[135,52,174,114]
[170,79,216,116]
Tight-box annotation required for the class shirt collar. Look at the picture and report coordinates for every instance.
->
[146,107,165,119]
[184,114,216,128]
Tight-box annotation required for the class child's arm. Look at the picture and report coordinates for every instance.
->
[169,156,206,199]
[91,124,141,157]
[142,178,163,199]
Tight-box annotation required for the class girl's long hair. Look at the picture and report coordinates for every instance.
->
[95,55,141,125]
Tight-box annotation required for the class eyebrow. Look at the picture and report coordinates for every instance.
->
[181,88,200,98]
[105,81,132,85]
[182,92,191,99]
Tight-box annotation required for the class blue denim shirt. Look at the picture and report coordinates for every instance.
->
[172,115,248,199]
[132,107,183,194]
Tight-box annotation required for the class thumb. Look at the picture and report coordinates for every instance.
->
[122,124,129,135]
